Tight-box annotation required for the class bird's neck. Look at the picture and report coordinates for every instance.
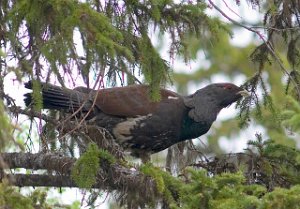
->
[183,94,222,124]
[196,105,220,123]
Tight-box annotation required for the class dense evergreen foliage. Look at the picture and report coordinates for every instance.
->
[1,0,300,208]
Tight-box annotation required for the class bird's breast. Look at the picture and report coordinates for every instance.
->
[180,115,212,140]
[110,106,185,153]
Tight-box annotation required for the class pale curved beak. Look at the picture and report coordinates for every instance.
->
[237,90,250,97]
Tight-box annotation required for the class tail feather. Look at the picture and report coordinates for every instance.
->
[24,80,93,112]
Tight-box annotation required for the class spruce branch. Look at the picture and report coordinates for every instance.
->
[0,152,159,206]
[208,0,300,97]
[8,106,58,125]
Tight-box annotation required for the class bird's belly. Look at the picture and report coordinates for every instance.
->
[111,114,181,153]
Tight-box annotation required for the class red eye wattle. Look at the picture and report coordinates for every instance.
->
[222,84,234,90]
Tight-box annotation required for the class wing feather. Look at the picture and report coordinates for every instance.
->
[93,85,180,117]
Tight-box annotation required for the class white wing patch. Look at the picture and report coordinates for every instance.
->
[113,114,152,142]
[168,96,179,100]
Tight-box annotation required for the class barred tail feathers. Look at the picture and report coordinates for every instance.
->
[24,81,92,112]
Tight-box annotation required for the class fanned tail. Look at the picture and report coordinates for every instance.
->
[24,80,92,112]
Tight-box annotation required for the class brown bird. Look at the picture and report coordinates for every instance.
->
[24,81,248,160]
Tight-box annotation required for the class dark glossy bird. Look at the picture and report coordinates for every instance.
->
[24,81,248,159]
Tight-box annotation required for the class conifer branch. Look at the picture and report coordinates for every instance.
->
[8,106,58,125]
[0,152,158,204]
[208,0,300,97]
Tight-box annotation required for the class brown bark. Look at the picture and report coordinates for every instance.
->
[0,152,74,173]
[0,152,158,206]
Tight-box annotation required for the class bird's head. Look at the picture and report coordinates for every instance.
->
[200,83,249,108]
[184,82,250,123]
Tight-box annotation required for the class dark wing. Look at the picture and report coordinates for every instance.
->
[93,85,180,117]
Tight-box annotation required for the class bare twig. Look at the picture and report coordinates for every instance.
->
[208,0,300,97]
[222,0,242,19]
[8,106,58,125]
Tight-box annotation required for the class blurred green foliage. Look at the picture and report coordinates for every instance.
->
[1,0,300,208]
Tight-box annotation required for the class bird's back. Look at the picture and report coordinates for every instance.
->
[95,90,189,155]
